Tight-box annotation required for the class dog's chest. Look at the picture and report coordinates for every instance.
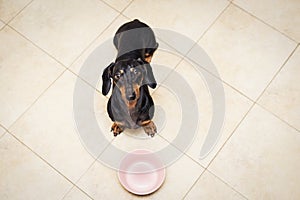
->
[124,107,140,129]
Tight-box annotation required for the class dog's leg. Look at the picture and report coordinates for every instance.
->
[111,122,124,137]
[141,120,157,137]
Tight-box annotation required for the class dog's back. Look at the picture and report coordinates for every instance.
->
[113,19,158,61]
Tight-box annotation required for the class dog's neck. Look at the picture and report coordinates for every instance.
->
[116,51,143,62]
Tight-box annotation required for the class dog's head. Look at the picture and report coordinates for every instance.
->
[102,58,157,101]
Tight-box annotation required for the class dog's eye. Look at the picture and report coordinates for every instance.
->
[114,73,121,79]
[131,68,138,74]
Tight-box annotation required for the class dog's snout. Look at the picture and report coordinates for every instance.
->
[126,92,136,101]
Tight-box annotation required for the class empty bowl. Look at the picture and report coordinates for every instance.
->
[118,149,166,195]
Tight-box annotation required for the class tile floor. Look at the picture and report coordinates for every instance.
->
[0,0,299,199]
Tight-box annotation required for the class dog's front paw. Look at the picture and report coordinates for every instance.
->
[111,122,124,137]
[143,121,157,137]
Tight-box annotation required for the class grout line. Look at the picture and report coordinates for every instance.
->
[252,44,300,132]
[67,13,122,68]
[180,2,231,57]
[151,58,185,96]
[68,0,144,71]
[8,25,69,69]
[66,185,95,200]
[7,69,67,131]
[151,1,231,60]
[0,132,7,141]
[119,0,135,14]
[7,7,120,71]
[66,68,106,99]
[99,0,122,14]
[120,13,130,20]
[231,2,299,44]
[60,137,116,199]
[255,44,299,102]
[73,137,114,185]
[151,3,231,94]
[6,131,95,200]
[61,174,96,200]
[72,1,229,98]
[120,7,192,60]
[61,137,116,200]
[182,169,249,200]
[178,43,299,199]
[0,124,9,140]
[120,0,230,72]
[158,133,206,169]
[5,0,35,25]
[206,101,256,169]
[206,168,250,200]
[155,36,188,58]
[193,2,231,46]
[0,124,9,133]
[183,57,256,103]
[151,50,256,104]
[181,169,206,200]
[60,185,77,200]
[4,68,113,200]
[61,185,94,200]
[0,19,6,31]
[99,0,134,15]
[256,103,300,133]
[119,0,135,15]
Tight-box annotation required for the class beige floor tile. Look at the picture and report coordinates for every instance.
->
[102,0,132,12]
[0,0,31,22]
[185,170,246,200]
[234,0,300,42]
[0,20,5,29]
[150,48,183,88]
[0,126,6,138]
[9,71,102,182]
[0,27,64,128]
[190,5,296,100]
[259,47,300,131]
[94,91,116,141]
[209,105,300,199]
[146,155,204,200]
[78,154,203,199]
[63,187,92,200]
[152,85,183,140]
[123,0,229,54]
[70,15,129,76]
[77,161,135,200]
[161,59,253,167]
[10,0,119,66]
[0,134,72,200]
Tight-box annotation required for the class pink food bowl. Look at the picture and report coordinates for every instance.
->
[117,149,166,195]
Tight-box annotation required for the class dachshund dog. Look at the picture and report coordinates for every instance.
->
[102,19,158,137]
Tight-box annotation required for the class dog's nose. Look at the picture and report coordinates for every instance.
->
[126,92,136,101]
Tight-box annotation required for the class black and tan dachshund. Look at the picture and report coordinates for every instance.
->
[102,19,158,137]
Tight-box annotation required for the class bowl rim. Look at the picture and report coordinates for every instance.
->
[117,149,166,195]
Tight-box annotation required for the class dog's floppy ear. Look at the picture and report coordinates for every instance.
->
[137,58,157,89]
[144,64,157,89]
[102,62,115,95]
